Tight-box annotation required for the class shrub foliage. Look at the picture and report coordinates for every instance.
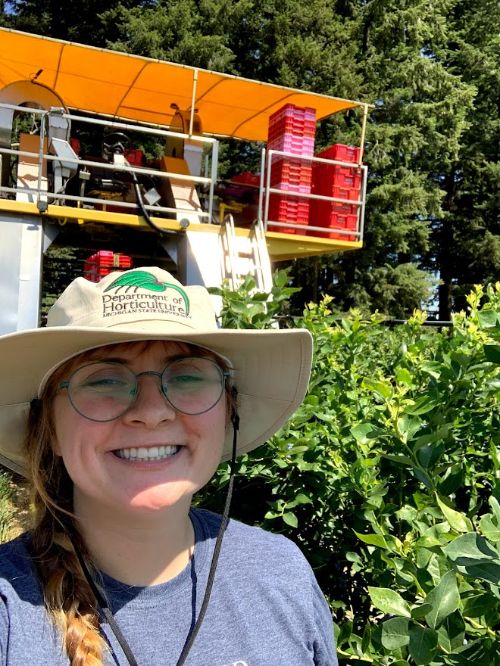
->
[203,276,500,665]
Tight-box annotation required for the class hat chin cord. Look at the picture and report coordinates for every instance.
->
[69,399,240,666]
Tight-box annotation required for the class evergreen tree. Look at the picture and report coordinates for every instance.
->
[429,0,500,317]
[2,0,148,45]
[292,0,478,317]
[1,0,497,316]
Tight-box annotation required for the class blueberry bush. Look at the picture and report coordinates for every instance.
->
[203,277,500,665]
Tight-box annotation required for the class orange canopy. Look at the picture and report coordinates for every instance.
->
[0,28,364,142]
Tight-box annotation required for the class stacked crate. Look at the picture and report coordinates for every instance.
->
[310,144,362,240]
[124,148,145,166]
[83,251,133,282]
[267,104,316,234]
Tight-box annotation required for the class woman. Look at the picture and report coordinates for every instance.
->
[0,266,337,665]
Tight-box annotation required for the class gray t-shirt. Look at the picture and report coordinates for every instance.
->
[0,508,337,665]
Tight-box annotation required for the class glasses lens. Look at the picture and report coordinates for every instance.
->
[162,357,225,415]
[67,362,136,421]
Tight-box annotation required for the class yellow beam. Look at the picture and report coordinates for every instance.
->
[0,199,362,260]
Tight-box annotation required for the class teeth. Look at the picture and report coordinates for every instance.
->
[115,445,179,461]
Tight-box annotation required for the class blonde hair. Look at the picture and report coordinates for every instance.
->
[24,341,234,666]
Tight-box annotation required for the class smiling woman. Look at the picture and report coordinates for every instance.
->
[0,267,337,666]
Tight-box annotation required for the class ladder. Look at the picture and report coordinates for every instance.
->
[219,216,273,293]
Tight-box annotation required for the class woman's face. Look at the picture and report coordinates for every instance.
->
[51,341,227,518]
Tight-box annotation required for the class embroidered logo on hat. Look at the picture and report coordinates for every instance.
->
[101,270,191,320]
[105,271,189,302]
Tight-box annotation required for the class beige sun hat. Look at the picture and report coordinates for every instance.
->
[0,266,312,476]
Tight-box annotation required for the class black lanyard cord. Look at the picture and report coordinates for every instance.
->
[176,407,239,666]
[68,403,240,666]
[71,536,139,666]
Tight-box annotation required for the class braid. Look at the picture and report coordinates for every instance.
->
[25,376,108,666]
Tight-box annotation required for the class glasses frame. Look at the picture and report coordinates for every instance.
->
[58,356,231,422]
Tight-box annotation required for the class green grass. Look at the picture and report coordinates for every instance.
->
[0,471,15,543]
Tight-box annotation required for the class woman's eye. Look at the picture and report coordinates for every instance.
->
[171,374,205,385]
[81,376,128,390]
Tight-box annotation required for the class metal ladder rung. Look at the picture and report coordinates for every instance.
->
[220,216,272,293]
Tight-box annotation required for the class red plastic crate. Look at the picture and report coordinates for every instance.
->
[268,134,315,157]
[311,178,360,202]
[309,202,358,241]
[317,143,361,164]
[313,163,362,193]
[84,251,133,283]
[69,137,81,155]
[331,166,362,189]
[270,158,312,193]
[124,148,145,166]
[269,104,316,126]
[230,171,261,186]
[267,104,317,158]
[268,194,310,235]
[268,121,316,140]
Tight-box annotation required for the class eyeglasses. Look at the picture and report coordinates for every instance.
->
[58,356,230,421]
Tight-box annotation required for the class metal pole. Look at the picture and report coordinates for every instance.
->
[359,164,368,240]
[189,69,199,136]
[258,148,266,227]
[208,139,219,224]
[36,111,47,208]
[359,104,369,164]
[263,149,272,231]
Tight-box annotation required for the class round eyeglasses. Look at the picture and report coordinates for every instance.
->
[58,356,230,421]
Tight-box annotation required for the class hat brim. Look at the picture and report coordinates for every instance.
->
[0,324,312,476]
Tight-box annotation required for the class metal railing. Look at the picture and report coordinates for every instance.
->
[0,101,367,242]
[0,103,219,223]
[259,147,367,241]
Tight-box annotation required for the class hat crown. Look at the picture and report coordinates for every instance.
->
[47,267,217,332]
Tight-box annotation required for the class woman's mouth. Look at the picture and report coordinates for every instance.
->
[113,445,180,462]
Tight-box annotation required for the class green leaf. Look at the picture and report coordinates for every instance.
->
[478,311,500,328]
[397,414,423,441]
[413,467,433,489]
[490,496,500,523]
[368,586,411,618]
[444,532,500,583]
[417,442,444,469]
[381,616,410,650]
[362,378,393,399]
[424,571,460,629]
[294,492,313,505]
[287,493,312,508]
[382,453,414,466]
[484,344,500,363]
[282,511,298,528]
[479,513,500,542]
[273,269,289,289]
[420,362,442,380]
[354,531,388,549]
[350,422,385,444]
[444,532,498,562]
[438,464,465,496]
[414,425,451,449]
[406,395,438,415]
[411,603,433,620]
[436,611,465,653]
[462,592,499,619]
[395,366,414,386]
[435,495,473,533]
[408,625,438,665]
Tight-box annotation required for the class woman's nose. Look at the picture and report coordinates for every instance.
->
[122,375,176,427]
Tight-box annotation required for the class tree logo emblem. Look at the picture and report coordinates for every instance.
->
[104,271,190,314]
